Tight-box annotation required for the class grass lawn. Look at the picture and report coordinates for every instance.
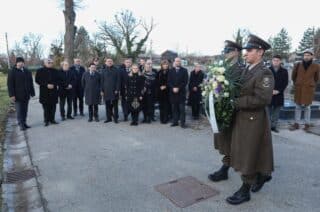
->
[0,72,10,208]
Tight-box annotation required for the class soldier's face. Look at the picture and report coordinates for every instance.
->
[303,53,313,62]
[244,49,263,64]
[225,51,238,60]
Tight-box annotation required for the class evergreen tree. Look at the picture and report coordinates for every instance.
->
[269,28,292,60]
[298,27,315,52]
[74,26,92,64]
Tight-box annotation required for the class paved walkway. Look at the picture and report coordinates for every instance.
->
[3,96,320,212]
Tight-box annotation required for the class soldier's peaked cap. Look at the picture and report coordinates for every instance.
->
[224,40,242,51]
[243,34,271,50]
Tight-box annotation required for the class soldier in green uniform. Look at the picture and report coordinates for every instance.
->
[208,40,244,182]
[226,34,275,205]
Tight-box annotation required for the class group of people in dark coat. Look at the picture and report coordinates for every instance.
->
[7,56,206,129]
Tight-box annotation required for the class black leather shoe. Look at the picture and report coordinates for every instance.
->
[61,117,66,121]
[208,165,229,182]
[251,175,272,193]
[124,116,128,121]
[104,119,112,123]
[88,118,93,122]
[226,183,251,205]
[95,117,99,122]
[180,123,187,128]
[20,125,26,131]
[73,113,78,117]
[271,127,279,133]
[171,123,178,127]
[44,122,49,127]
[51,120,59,124]
[24,123,31,129]
[114,119,118,124]
[67,116,74,120]
[80,112,85,116]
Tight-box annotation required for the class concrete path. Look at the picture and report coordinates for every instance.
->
[4,95,320,212]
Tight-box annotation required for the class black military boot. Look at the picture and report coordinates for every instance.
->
[251,174,272,193]
[208,165,229,182]
[226,183,251,205]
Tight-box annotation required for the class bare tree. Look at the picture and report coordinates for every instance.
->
[50,36,64,68]
[22,33,44,64]
[98,10,155,61]
[10,33,44,65]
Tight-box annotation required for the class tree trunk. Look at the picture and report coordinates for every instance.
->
[63,0,76,65]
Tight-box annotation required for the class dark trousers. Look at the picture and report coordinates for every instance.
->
[143,95,154,121]
[42,103,56,123]
[172,102,186,125]
[131,111,140,124]
[88,104,98,119]
[159,99,170,123]
[105,99,118,121]
[191,102,201,118]
[121,95,128,118]
[15,101,29,125]
[73,91,84,115]
[59,93,73,118]
[268,105,281,129]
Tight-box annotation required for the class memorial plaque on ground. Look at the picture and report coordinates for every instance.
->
[154,176,219,208]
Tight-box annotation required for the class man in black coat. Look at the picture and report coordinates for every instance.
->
[119,58,132,121]
[58,61,76,121]
[70,58,85,116]
[188,63,205,119]
[101,58,120,123]
[167,57,189,128]
[35,59,60,126]
[7,57,35,131]
[269,55,288,132]
[82,63,101,122]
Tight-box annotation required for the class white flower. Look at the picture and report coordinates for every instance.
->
[224,80,229,85]
[212,81,218,89]
[202,91,206,96]
[223,92,230,97]
[214,93,220,98]
[218,60,223,66]
[217,67,225,74]
[217,75,225,82]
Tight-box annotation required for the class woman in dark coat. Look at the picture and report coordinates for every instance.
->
[142,60,157,123]
[188,64,205,119]
[157,60,171,123]
[81,63,101,122]
[126,64,145,125]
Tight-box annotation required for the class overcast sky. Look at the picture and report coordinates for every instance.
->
[0,0,319,56]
